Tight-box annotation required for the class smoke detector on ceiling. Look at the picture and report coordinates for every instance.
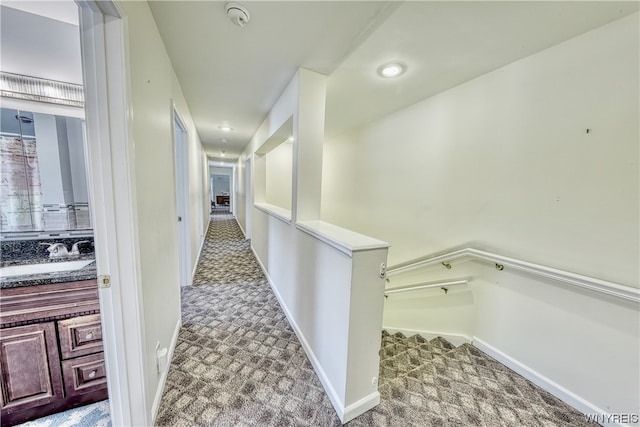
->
[225,2,250,28]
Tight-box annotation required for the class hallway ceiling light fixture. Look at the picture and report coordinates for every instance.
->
[377,62,407,78]
[218,125,234,132]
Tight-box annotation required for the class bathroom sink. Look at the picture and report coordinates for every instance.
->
[0,260,95,278]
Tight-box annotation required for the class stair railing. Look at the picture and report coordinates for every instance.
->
[384,278,470,297]
[385,247,639,303]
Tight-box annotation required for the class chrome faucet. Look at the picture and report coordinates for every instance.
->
[70,241,89,256]
[40,242,69,259]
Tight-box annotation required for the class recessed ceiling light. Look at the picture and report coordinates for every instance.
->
[218,125,233,132]
[221,139,228,144]
[377,62,407,78]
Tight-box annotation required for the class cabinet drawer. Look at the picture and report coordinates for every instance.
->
[58,314,103,359]
[61,352,107,397]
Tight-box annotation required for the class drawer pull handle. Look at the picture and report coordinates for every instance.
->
[88,370,97,379]
[85,332,94,340]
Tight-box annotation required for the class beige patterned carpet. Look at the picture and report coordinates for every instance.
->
[155,214,591,426]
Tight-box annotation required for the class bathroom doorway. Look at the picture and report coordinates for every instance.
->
[0,3,108,425]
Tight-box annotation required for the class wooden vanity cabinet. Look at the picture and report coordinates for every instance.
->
[0,322,64,413]
[0,281,106,426]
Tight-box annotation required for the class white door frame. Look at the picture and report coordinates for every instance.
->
[230,165,235,214]
[245,156,252,239]
[77,1,148,425]
[173,106,191,287]
[211,171,232,211]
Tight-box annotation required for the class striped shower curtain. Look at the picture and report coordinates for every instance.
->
[0,136,44,231]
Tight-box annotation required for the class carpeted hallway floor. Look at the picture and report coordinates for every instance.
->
[156,213,341,426]
[155,214,592,426]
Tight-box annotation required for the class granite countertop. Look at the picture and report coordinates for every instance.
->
[0,255,97,289]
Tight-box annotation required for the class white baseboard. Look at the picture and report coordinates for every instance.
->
[343,392,380,423]
[237,217,246,239]
[382,325,472,347]
[251,246,357,423]
[191,216,210,281]
[151,318,182,423]
[471,337,628,426]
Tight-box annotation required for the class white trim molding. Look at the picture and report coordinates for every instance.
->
[151,318,182,423]
[296,220,389,257]
[343,392,380,423]
[192,215,210,280]
[250,246,347,421]
[471,337,626,426]
[254,202,292,224]
[78,2,149,425]
[382,326,472,348]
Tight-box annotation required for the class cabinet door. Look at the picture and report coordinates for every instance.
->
[0,323,63,413]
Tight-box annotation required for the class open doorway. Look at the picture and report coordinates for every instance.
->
[209,162,234,216]
[0,2,109,425]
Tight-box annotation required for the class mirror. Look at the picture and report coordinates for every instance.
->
[0,107,91,233]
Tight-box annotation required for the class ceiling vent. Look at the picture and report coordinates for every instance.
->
[225,2,250,28]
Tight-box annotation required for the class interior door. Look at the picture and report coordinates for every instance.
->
[173,111,190,287]
[0,323,63,413]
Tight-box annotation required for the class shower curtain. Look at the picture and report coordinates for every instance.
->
[0,136,44,231]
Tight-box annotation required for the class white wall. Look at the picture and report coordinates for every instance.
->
[65,117,89,204]
[120,1,208,419]
[33,113,64,205]
[0,6,82,84]
[210,166,232,177]
[323,13,639,417]
[211,175,229,197]
[322,13,638,287]
[265,140,293,210]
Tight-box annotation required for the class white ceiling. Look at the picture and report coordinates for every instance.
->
[325,1,640,138]
[1,1,78,25]
[149,1,398,160]
[4,1,636,162]
[150,1,638,161]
